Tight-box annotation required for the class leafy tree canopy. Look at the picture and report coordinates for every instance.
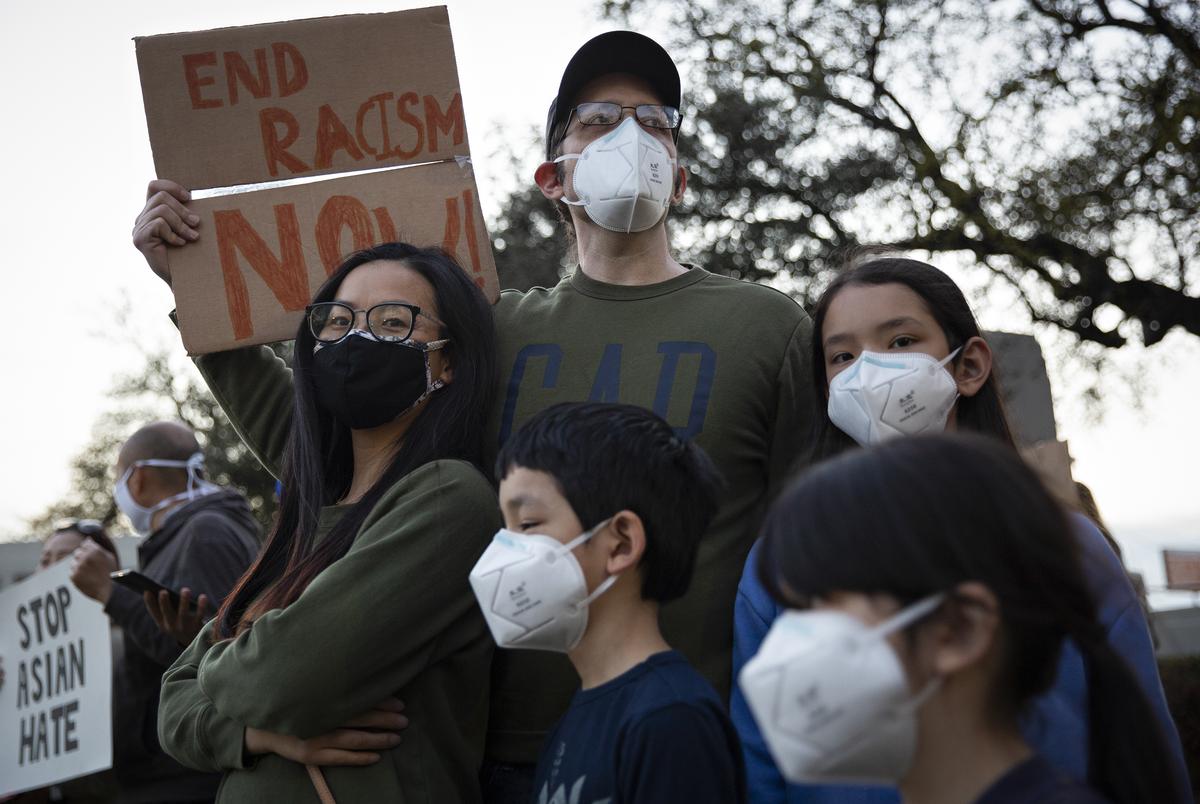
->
[25,349,279,540]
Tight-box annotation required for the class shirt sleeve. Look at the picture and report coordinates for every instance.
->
[767,314,816,501]
[172,511,258,605]
[1070,514,1192,795]
[617,703,745,804]
[158,622,254,772]
[194,344,295,478]
[731,542,789,804]
[196,461,499,738]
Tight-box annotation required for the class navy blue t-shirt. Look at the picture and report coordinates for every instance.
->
[975,756,1109,804]
[531,650,745,804]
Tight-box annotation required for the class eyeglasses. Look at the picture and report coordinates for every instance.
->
[569,102,682,131]
[306,301,444,345]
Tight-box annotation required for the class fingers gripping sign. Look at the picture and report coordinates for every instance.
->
[132,179,199,286]
[69,541,118,605]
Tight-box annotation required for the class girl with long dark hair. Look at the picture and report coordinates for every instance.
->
[150,241,500,803]
[742,434,1184,803]
[730,253,1188,803]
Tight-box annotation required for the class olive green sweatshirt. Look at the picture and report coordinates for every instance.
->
[486,266,815,761]
[157,346,500,803]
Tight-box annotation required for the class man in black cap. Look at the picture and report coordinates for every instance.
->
[482,31,814,804]
[126,29,813,804]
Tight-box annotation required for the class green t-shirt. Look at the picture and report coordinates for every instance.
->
[158,347,501,803]
[486,265,814,762]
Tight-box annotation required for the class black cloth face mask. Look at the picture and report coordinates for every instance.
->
[311,331,449,429]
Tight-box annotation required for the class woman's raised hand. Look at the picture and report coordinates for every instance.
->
[132,179,199,287]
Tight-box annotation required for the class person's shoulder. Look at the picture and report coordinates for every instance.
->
[364,460,498,543]
[386,459,495,501]
[1067,513,1122,567]
[625,651,725,714]
[694,270,810,321]
[1066,512,1137,609]
[975,756,1110,804]
[736,539,779,621]
[496,282,567,315]
[174,490,255,535]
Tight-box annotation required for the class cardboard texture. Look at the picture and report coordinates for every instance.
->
[986,331,1057,446]
[1163,550,1200,591]
[1020,439,1083,511]
[136,7,469,189]
[170,160,498,355]
[136,7,500,354]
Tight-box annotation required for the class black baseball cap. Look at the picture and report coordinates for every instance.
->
[544,31,681,161]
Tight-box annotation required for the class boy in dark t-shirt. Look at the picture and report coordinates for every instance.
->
[469,402,745,804]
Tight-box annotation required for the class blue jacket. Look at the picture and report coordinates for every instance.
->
[730,513,1191,804]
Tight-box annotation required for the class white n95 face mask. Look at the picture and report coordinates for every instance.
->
[827,348,962,446]
[555,117,677,233]
[114,452,218,536]
[468,520,618,653]
[738,595,945,786]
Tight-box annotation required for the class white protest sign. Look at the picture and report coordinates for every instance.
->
[0,560,112,797]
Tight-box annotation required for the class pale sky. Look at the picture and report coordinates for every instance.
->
[1,0,1196,608]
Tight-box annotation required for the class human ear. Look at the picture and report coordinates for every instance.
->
[127,466,149,504]
[953,336,993,398]
[671,164,687,204]
[534,161,565,202]
[928,582,1001,677]
[433,345,454,387]
[604,510,646,577]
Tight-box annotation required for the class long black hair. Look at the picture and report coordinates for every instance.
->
[216,242,496,636]
[809,252,1015,459]
[758,434,1182,804]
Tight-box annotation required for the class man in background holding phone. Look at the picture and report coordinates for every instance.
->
[69,421,260,804]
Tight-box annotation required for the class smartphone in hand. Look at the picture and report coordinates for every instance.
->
[110,569,197,612]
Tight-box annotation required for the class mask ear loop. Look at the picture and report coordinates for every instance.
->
[868,593,947,641]
[937,345,964,369]
[552,153,588,207]
[866,593,948,715]
[559,518,620,610]
[937,346,966,411]
[184,452,206,495]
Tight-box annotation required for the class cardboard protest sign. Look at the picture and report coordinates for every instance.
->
[171,160,498,354]
[986,331,1057,446]
[0,561,112,797]
[136,7,500,354]
[135,7,470,189]
[1164,550,1200,591]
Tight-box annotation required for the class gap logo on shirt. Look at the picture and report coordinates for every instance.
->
[499,341,717,444]
[538,776,610,804]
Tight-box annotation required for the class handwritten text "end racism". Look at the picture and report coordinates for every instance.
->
[181,43,465,178]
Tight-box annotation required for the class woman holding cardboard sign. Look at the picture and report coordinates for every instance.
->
[135,179,499,804]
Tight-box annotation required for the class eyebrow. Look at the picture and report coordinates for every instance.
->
[823,316,924,349]
[502,493,541,511]
[328,298,418,308]
[877,316,922,331]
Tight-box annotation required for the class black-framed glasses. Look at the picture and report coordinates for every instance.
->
[306,301,445,344]
[570,102,682,131]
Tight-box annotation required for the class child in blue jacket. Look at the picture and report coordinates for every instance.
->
[732,253,1189,803]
